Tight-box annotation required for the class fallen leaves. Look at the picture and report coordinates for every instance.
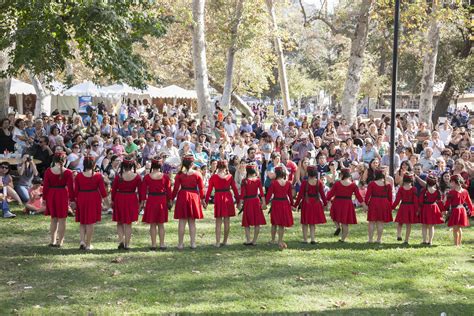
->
[56,295,68,300]
[6,281,16,286]
[111,257,124,264]
[332,301,347,308]
[191,270,201,274]
[111,270,121,277]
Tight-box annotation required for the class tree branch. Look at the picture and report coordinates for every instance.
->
[298,0,352,37]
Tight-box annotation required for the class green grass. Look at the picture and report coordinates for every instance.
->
[1,205,473,315]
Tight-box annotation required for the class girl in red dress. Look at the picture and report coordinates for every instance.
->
[326,169,365,242]
[364,169,393,243]
[111,158,141,250]
[238,163,266,245]
[74,156,107,251]
[392,173,419,244]
[265,165,293,249]
[43,151,74,248]
[171,155,205,250]
[205,160,240,247]
[418,175,444,245]
[444,175,473,246]
[293,165,327,244]
[140,157,172,250]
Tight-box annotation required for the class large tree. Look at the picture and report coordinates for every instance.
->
[0,1,171,117]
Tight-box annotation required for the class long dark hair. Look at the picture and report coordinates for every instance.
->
[178,155,194,174]
[150,158,163,173]
[52,153,66,179]
[83,157,95,172]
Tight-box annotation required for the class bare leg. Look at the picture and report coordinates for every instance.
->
[252,226,260,245]
[428,225,435,245]
[244,227,251,244]
[397,223,403,239]
[158,223,165,248]
[376,222,384,243]
[310,225,316,242]
[302,224,308,243]
[7,186,23,205]
[368,222,375,242]
[50,217,59,245]
[223,217,230,245]
[271,225,277,243]
[85,224,94,249]
[188,219,196,248]
[150,224,157,248]
[405,224,412,243]
[341,224,349,241]
[421,224,428,243]
[458,228,463,246]
[79,224,86,246]
[124,224,132,247]
[452,227,457,246]
[277,226,285,246]
[117,223,124,244]
[57,218,67,246]
[177,219,186,249]
[215,217,222,247]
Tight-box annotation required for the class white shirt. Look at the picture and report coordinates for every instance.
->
[428,139,445,159]
[224,122,238,137]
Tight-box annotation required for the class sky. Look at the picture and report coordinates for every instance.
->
[302,0,338,13]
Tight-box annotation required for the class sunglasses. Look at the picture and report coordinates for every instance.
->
[0,166,9,169]
[93,144,99,147]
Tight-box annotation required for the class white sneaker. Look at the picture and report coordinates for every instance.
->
[3,211,16,218]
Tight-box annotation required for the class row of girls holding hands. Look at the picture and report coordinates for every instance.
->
[42,152,473,250]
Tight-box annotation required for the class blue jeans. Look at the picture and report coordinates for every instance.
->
[14,185,30,203]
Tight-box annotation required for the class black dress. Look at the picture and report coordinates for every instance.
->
[0,129,15,152]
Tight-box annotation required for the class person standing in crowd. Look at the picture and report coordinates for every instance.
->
[265,166,293,249]
[293,165,327,244]
[140,157,172,250]
[111,158,141,250]
[444,175,473,246]
[239,163,266,245]
[418,175,444,246]
[364,169,393,243]
[326,168,365,242]
[74,156,107,251]
[205,160,240,247]
[171,155,205,250]
[43,152,74,248]
[392,174,419,244]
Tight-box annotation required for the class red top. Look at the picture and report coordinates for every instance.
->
[444,189,473,212]
[43,168,75,202]
[326,181,363,203]
[286,160,298,183]
[418,188,443,210]
[392,186,418,209]
[172,172,205,200]
[265,180,293,205]
[240,177,264,200]
[74,172,107,198]
[294,179,327,206]
[139,174,172,201]
[205,174,239,204]
[111,174,142,201]
[365,182,392,205]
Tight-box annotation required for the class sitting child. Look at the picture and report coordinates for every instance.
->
[25,178,46,215]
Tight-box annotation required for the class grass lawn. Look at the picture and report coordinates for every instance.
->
[1,205,473,315]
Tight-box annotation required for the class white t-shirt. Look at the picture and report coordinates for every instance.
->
[428,139,445,159]
[224,122,238,137]
[67,153,83,171]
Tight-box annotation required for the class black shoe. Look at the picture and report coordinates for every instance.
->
[397,237,402,241]
[118,242,125,250]
[149,247,157,251]
[79,244,86,250]
[338,239,345,243]
[159,246,167,251]
[310,241,318,245]
[123,246,130,251]
[403,241,409,245]
[334,228,341,236]
[243,242,252,246]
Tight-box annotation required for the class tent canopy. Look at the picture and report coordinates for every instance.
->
[63,80,102,97]
[100,83,144,97]
[151,85,197,99]
[10,78,36,95]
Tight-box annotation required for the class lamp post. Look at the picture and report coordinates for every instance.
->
[389,0,400,178]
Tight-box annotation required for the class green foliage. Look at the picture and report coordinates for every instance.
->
[0,0,172,89]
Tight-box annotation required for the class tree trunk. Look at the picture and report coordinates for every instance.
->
[209,74,254,117]
[30,74,52,117]
[340,0,373,124]
[419,8,440,128]
[221,0,245,111]
[432,75,454,125]
[265,0,291,115]
[0,50,11,119]
[192,0,212,118]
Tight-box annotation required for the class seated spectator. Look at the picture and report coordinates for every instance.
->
[15,153,39,203]
[25,177,45,215]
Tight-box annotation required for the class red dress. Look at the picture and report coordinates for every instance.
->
[111,175,141,224]
[140,174,171,224]
[392,186,419,224]
[326,181,363,224]
[43,168,74,218]
[444,189,473,227]
[265,180,293,227]
[205,174,239,218]
[74,172,107,225]
[172,172,204,219]
[294,180,327,225]
[365,182,393,222]
[240,178,266,227]
[418,189,444,225]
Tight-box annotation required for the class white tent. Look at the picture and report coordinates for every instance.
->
[63,80,102,97]
[10,78,36,95]
[152,85,197,99]
[100,83,144,97]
